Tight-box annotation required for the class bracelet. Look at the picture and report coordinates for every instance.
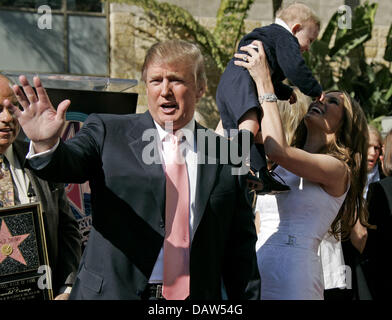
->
[258,93,277,105]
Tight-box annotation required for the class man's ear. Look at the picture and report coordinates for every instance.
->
[196,86,205,102]
[291,23,302,35]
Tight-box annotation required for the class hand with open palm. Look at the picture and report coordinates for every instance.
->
[4,75,70,153]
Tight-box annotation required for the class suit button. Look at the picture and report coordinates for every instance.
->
[136,289,142,296]
[160,220,165,228]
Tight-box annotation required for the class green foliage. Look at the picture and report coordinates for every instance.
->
[106,0,257,127]
[214,0,255,63]
[108,0,391,125]
[107,0,254,71]
[304,1,392,121]
[384,23,392,62]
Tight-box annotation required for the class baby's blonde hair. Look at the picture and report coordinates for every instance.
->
[276,2,320,30]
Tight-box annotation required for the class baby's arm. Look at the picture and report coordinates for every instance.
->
[275,36,322,98]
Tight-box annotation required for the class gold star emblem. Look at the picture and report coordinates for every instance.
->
[0,219,30,265]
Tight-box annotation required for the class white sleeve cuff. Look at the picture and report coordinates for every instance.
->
[26,139,60,159]
[26,139,60,170]
[64,286,72,294]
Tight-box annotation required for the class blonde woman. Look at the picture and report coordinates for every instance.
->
[235,40,369,300]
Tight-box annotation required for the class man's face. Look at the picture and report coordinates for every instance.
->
[294,22,319,53]
[0,77,20,153]
[367,132,382,171]
[145,61,204,131]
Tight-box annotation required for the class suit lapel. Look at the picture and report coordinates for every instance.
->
[380,177,392,216]
[12,137,29,168]
[11,138,43,204]
[126,112,166,237]
[192,124,219,242]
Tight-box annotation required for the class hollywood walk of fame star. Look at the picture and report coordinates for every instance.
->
[0,219,30,265]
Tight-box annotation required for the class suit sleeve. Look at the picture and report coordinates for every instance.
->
[27,114,105,183]
[222,175,260,299]
[365,182,390,256]
[363,181,392,297]
[275,36,322,98]
[55,184,82,289]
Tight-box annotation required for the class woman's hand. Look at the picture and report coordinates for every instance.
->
[233,40,274,94]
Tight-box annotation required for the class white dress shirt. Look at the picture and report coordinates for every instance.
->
[364,164,380,199]
[319,231,347,290]
[274,17,293,34]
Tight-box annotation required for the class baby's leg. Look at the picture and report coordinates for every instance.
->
[238,109,267,172]
[238,109,290,195]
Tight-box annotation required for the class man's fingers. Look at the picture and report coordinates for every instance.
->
[12,84,30,110]
[19,75,38,104]
[56,99,71,122]
[33,76,51,104]
[54,293,70,300]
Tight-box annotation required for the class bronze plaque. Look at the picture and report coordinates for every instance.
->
[0,203,53,300]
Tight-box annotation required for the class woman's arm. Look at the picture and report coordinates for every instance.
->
[234,41,348,197]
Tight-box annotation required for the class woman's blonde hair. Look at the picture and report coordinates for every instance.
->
[141,39,207,92]
[382,129,392,176]
[277,88,311,145]
[292,91,369,240]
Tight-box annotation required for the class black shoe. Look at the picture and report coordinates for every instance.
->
[247,169,290,195]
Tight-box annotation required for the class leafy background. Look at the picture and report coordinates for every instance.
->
[107,0,392,130]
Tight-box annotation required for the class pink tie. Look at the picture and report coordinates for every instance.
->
[162,132,190,300]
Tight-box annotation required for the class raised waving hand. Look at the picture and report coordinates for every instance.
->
[4,75,70,153]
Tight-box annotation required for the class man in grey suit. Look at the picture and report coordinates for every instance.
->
[7,40,259,300]
[0,74,81,299]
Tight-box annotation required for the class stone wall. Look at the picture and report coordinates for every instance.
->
[109,1,392,124]
[365,25,391,64]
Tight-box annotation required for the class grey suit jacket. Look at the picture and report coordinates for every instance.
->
[13,137,81,294]
[29,111,260,300]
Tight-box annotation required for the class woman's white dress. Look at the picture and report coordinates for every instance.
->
[255,166,349,300]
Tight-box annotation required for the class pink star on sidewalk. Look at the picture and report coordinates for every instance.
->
[0,219,30,265]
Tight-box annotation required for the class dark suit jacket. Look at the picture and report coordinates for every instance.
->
[13,138,81,294]
[217,24,322,132]
[364,177,392,299]
[29,111,260,300]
